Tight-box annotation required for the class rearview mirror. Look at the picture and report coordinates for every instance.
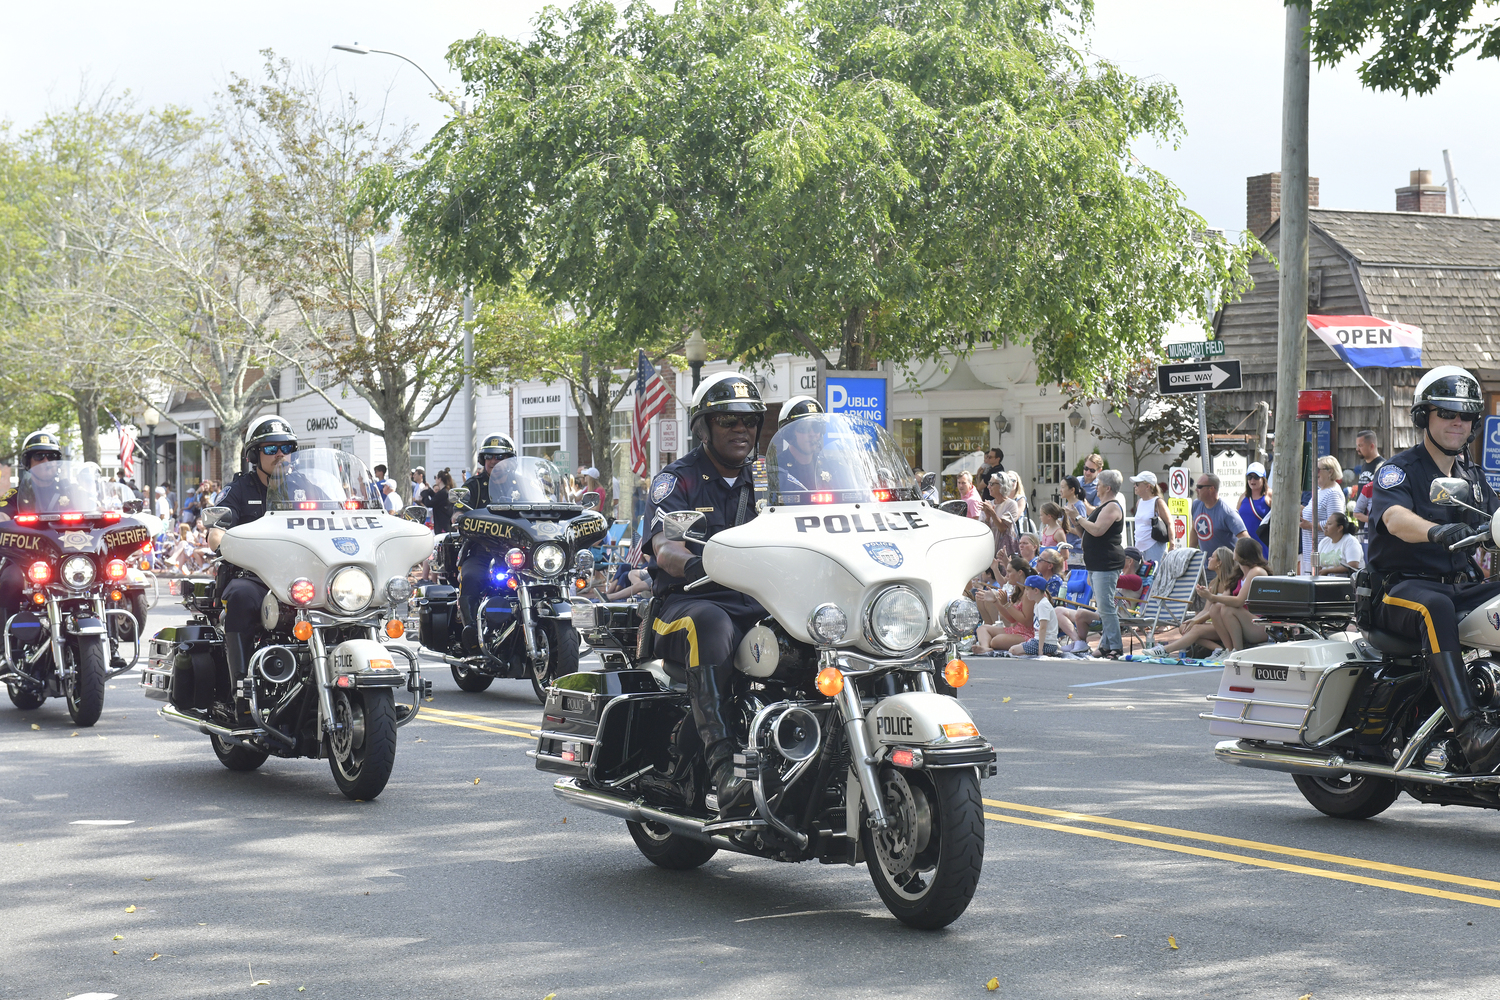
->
[919,472,937,492]
[574,549,595,573]
[662,509,707,542]
[404,505,429,523]
[1430,477,1471,506]
[201,506,231,530]
[581,490,602,510]
[938,499,969,517]
[122,499,145,514]
[449,487,470,506]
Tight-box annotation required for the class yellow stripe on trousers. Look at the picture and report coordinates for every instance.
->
[1382,593,1441,651]
[653,615,701,668]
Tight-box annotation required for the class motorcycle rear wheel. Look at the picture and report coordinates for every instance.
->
[862,766,985,930]
[450,662,494,692]
[66,637,107,728]
[211,734,269,771]
[1292,773,1400,819]
[628,820,718,870]
[7,683,44,711]
[329,689,398,801]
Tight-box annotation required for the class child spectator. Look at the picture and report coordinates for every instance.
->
[1018,576,1061,657]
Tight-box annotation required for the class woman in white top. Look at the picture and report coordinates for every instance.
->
[1314,511,1364,576]
[1300,455,1346,575]
[1129,471,1172,564]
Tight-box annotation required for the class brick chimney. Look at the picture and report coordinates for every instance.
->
[1396,168,1447,213]
[1246,172,1321,237]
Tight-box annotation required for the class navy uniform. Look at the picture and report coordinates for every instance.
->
[0,431,66,617]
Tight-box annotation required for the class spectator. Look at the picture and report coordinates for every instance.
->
[1060,476,1090,547]
[153,486,172,519]
[1078,467,1126,658]
[981,471,1022,559]
[580,467,605,503]
[380,479,400,514]
[1300,456,1345,575]
[973,573,1040,655]
[1148,546,1239,659]
[1315,511,1363,576]
[1190,473,1250,580]
[371,464,389,506]
[411,467,426,504]
[1354,480,1375,563]
[976,447,1006,489]
[958,470,981,518]
[422,470,456,533]
[1054,540,1074,574]
[1129,471,1172,565]
[1038,502,1067,548]
[1351,430,1384,501]
[1211,537,1273,650]
[1016,576,1061,657]
[1238,462,1272,558]
[1033,549,1084,648]
[1017,532,1041,567]
[1080,453,1104,504]
[1117,547,1147,611]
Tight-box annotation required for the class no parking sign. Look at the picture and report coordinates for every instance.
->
[1167,465,1192,547]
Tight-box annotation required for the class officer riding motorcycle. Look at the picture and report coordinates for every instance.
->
[645,372,769,816]
[1367,365,1500,772]
[461,433,518,509]
[0,431,67,618]
[774,395,825,492]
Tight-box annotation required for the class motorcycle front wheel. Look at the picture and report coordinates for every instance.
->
[328,688,398,801]
[1292,773,1399,819]
[66,636,107,728]
[531,622,580,704]
[862,766,985,930]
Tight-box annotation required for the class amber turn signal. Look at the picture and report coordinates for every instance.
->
[943,659,969,689]
[292,620,313,641]
[816,666,844,697]
[942,721,979,739]
[385,618,405,639]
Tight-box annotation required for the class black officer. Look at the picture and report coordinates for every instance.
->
[774,395,825,492]
[1369,365,1500,772]
[460,433,517,508]
[0,431,68,616]
[208,416,298,683]
[646,371,768,815]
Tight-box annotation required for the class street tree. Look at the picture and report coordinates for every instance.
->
[1064,354,1202,472]
[1309,0,1500,95]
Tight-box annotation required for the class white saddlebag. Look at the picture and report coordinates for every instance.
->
[1203,639,1365,745]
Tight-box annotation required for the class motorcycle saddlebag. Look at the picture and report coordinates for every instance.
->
[1205,638,1365,745]
[417,585,458,650]
[1245,575,1355,620]
[533,668,662,777]
[140,624,222,711]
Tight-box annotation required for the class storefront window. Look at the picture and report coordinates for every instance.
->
[896,418,922,474]
[522,415,561,460]
[179,423,204,490]
[940,418,989,499]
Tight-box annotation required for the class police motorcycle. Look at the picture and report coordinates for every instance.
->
[140,449,431,800]
[416,456,603,703]
[537,413,996,929]
[0,462,150,726]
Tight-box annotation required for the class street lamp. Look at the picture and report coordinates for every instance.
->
[142,406,160,494]
[685,331,708,392]
[1067,407,1088,432]
[332,44,463,114]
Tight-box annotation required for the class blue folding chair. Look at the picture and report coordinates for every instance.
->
[1065,568,1092,605]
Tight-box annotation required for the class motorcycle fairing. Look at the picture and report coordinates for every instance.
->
[0,516,153,563]
[866,691,984,748]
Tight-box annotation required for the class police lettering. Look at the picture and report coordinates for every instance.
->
[795,511,928,533]
[284,515,382,531]
[876,715,914,736]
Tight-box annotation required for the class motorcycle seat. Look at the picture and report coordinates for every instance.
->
[1364,629,1422,658]
[661,659,687,684]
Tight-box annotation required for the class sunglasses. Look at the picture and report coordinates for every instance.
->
[1083,466,1099,473]
[711,414,759,430]
[1245,473,1261,479]
[260,443,298,455]
[1195,483,1214,490]
[1434,408,1479,423]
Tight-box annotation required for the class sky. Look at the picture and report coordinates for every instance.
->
[3,0,1495,237]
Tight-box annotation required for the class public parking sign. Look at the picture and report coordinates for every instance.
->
[1156,359,1242,395]
[1482,415,1500,492]
[824,375,888,424]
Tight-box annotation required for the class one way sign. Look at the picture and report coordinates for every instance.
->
[1156,359,1242,395]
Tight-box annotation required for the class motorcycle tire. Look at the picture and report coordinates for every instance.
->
[329,688,398,801]
[531,622,580,704]
[450,662,494,692]
[862,766,985,930]
[211,734,269,772]
[7,683,45,711]
[627,820,718,870]
[131,593,150,637]
[1292,773,1400,820]
[66,636,108,728]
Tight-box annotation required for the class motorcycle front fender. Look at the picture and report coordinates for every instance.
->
[70,617,107,637]
[865,690,983,748]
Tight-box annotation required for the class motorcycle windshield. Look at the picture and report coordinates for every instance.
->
[265,448,382,511]
[486,456,568,505]
[16,461,131,514]
[765,413,920,505]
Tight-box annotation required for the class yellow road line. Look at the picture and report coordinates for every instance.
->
[985,812,1500,910]
[415,714,535,739]
[420,706,540,727]
[984,798,1500,895]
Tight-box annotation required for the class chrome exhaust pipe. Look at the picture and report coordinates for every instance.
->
[159,705,265,742]
[1214,739,1500,787]
[553,777,709,839]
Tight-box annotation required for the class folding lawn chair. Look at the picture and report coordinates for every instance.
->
[1117,548,1206,652]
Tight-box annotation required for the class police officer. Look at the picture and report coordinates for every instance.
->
[646,372,768,815]
[208,416,298,685]
[1369,366,1500,772]
[774,395,825,493]
[460,433,517,508]
[0,431,68,617]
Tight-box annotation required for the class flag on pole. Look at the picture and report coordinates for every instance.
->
[1307,314,1423,368]
[630,351,671,477]
[117,419,138,479]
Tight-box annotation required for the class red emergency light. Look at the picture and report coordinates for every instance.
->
[1297,390,1333,419]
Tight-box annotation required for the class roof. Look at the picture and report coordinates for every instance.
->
[1306,208,1500,268]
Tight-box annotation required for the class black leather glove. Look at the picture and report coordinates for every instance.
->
[683,555,706,582]
[1428,521,1480,547]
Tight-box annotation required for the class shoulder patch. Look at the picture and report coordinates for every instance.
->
[2,488,13,500]
[1377,465,1406,490]
[650,473,677,504]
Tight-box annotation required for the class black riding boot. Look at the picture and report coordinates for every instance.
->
[1428,650,1500,773]
[687,662,751,815]
[222,631,256,719]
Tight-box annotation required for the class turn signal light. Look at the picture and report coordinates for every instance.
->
[104,558,127,581]
[32,592,45,605]
[385,619,405,639]
[816,667,844,697]
[26,561,50,585]
[505,548,526,569]
[506,577,519,590]
[943,659,969,689]
[890,749,915,768]
[335,674,354,689]
[289,579,315,605]
[292,620,314,641]
[942,721,979,739]
[109,589,123,601]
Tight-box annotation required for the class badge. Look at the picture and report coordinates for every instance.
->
[650,473,677,504]
[331,536,360,556]
[294,489,307,501]
[1,488,13,501]
[863,541,904,569]
[535,522,561,539]
[1489,611,1500,632]
[1377,465,1406,489]
[61,531,92,552]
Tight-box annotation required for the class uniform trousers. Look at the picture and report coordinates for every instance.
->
[220,576,269,634]
[1380,577,1500,653]
[651,593,768,674]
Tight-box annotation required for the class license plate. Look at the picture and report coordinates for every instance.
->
[1254,665,1288,682]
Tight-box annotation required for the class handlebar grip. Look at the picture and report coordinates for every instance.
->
[1450,530,1490,551]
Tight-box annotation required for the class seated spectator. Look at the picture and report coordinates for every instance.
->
[1054,541,1074,574]
[1149,543,1267,658]
[1032,549,1083,646]
[973,578,1040,655]
[1117,548,1147,610]
[1314,511,1363,576]
[1017,576,1061,657]
[1018,533,1041,567]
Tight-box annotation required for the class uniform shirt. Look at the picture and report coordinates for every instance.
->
[644,446,757,601]
[460,473,490,508]
[215,471,270,529]
[0,475,75,516]
[1368,443,1497,579]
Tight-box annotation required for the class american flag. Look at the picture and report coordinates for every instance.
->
[630,351,671,477]
[117,420,138,479]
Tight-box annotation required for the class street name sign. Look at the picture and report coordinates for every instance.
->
[1166,341,1226,360]
[1156,359,1242,395]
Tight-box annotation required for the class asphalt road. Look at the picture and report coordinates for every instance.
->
[3,605,1497,999]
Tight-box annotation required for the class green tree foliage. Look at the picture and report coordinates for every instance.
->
[384,0,1251,388]
[1309,0,1500,95]
[1064,354,1201,471]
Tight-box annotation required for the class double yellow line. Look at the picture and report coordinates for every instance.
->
[984,798,1500,909]
[415,705,537,740]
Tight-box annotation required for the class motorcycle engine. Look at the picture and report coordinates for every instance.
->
[1468,658,1500,712]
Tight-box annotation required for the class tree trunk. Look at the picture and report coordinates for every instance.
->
[587,377,615,513]
[76,388,101,465]
[380,415,413,508]
[839,306,873,370]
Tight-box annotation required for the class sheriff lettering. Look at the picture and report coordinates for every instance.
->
[103,525,152,549]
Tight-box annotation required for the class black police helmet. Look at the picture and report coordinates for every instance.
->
[778,394,824,428]
[20,430,64,466]
[243,415,298,469]
[477,433,517,465]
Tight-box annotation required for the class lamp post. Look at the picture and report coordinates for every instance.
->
[685,331,708,393]
[333,42,475,465]
[142,406,160,494]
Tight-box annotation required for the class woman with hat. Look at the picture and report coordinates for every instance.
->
[1237,461,1272,558]
[1130,471,1172,565]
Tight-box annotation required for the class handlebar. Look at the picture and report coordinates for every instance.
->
[1450,528,1492,551]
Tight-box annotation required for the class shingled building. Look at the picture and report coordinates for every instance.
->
[1213,170,1500,466]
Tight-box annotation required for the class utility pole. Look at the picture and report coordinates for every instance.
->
[1198,394,1212,475]
[1442,149,1462,215]
[1268,1,1312,577]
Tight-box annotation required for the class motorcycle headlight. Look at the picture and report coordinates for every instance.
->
[61,555,95,590]
[808,603,848,645]
[384,576,413,605]
[329,566,374,613]
[941,597,981,638]
[533,542,567,577]
[864,585,929,653]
